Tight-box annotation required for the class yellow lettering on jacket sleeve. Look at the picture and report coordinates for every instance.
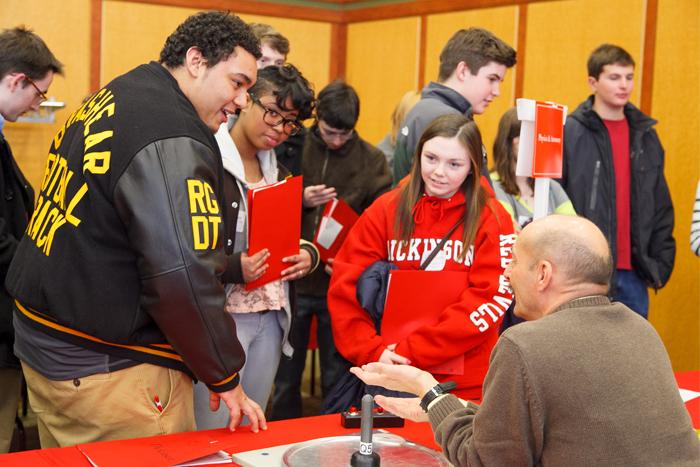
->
[203,183,219,213]
[191,216,209,250]
[187,180,206,214]
[209,215,221,249]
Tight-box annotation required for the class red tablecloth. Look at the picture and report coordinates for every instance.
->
[0,414,438,467]
[3,371,697,466]
[676,371,700,429]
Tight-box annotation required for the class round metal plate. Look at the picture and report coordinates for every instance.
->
[282,432,450,466]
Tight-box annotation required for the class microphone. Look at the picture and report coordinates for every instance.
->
[350,394,381,466]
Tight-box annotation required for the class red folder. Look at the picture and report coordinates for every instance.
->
[532,101,565,178]
[313,198,359,263]
[381,270,468,375]
[76,429,239,467]
[246,175,302,290]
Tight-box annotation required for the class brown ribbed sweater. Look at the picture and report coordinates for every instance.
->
[428,296,700,466]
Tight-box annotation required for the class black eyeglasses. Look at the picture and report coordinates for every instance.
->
[25,76,47,103]
[250,94,302,136]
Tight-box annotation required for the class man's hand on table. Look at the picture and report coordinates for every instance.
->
[209,385,267,432]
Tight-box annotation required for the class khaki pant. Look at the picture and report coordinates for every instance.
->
[22,362,195,448]
[0,367,22,453]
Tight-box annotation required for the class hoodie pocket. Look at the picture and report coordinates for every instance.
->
[589,160,601,211]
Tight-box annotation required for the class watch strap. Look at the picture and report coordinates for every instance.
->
[419,381,457,413]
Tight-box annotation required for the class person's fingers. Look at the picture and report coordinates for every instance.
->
[228,404,242,432]
[244,404,259,433]
[391,353,411,365]
[251,250,269,265]
[257,256,270,269]
[374,395,404,414]
[251,248,268,259]
[209,392,220,412]
[375,396,428,422]
[242,398,267,432]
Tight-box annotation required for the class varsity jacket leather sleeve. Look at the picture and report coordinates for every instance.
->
[114,136,244,392]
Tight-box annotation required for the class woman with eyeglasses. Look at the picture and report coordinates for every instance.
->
[193,64,319,430]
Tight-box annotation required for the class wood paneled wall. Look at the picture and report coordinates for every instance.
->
[522,0,645,109]
[1,0,698,370]
[648,0,700,372]
[346,17,421,144]
[101,2,332,94]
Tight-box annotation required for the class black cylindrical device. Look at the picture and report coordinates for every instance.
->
[350,394,380,466]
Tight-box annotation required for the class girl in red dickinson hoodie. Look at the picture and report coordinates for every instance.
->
[327,114,515,401]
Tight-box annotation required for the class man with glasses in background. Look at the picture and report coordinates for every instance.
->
[0,26,62,453]
[270,80,392,420]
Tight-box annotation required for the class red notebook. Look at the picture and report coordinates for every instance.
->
[381,270,468,375]
[76,429,239,467]
[246,175,302,290]
[313,198,359,263]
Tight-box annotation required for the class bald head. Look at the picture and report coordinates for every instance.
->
[520,215,612,288]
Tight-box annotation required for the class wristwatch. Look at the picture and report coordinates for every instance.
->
[419,381,457,413]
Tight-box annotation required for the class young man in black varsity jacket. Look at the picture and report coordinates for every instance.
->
[6,12,265,446]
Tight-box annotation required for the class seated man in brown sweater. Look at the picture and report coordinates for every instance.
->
[352,215,699,467]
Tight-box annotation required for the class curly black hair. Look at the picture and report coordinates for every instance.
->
[159,11,261,68]
[249,64,315,120]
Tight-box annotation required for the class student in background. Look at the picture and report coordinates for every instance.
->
[250,23,289,69]
[327,114,515,401]
[560,44,675,318]
[376,90,420,171]
[0,26,62,453]
[270,80,392,420]
[393,28,516,183]
[194,64,319,430]
[249,23,305,177]
[490,108,575,228]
